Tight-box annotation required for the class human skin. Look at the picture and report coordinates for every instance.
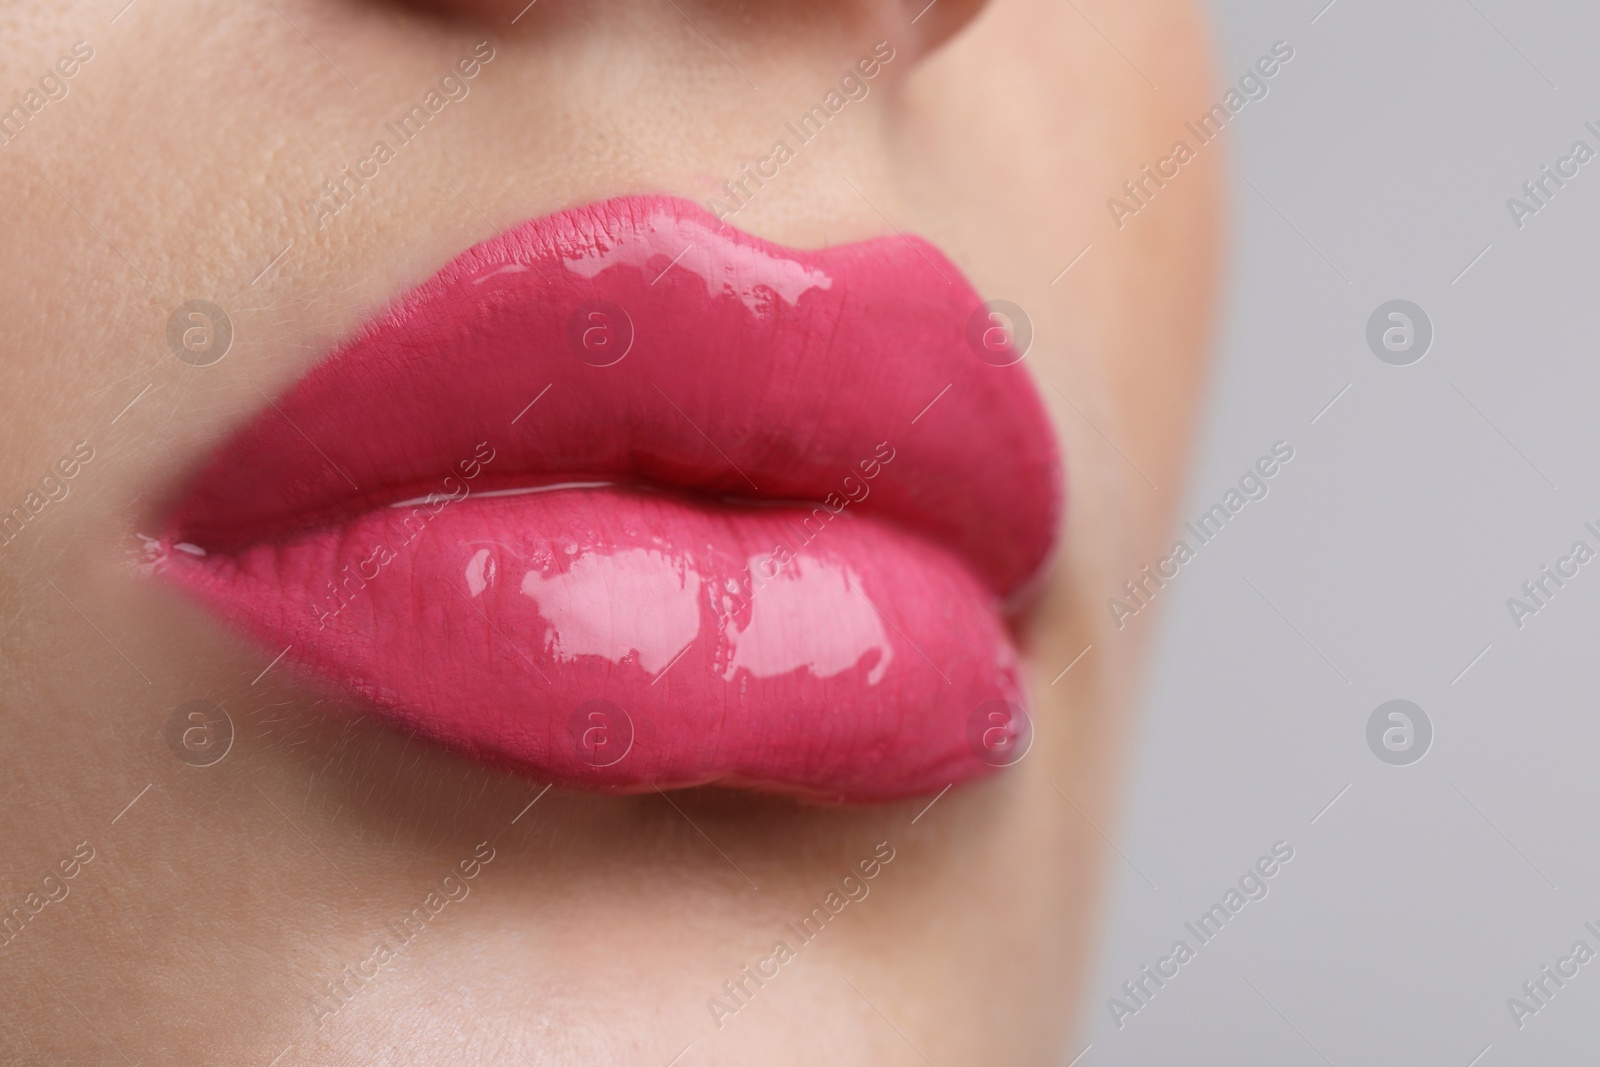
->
[0,1,1219,1064]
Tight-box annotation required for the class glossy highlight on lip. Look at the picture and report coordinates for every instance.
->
[156,194,1062,801]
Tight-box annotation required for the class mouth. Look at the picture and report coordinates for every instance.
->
[154,194,1061,802]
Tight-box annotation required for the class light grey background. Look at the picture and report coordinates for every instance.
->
[1079,1,1600,1063]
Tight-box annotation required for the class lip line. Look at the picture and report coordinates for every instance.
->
[322,474,977,595]
[220,459,1039,624]
[174,409,1047,605]
[387,479,617,508]
[389,479,849,518]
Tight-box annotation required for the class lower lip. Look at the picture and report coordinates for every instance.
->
[161,484,1029,801]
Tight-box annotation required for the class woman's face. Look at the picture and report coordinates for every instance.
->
[0,1,1218,1062]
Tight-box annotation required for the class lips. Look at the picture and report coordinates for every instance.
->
[155,195,1060,801]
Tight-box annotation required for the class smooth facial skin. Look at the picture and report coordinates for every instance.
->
[0,1,1219,1064]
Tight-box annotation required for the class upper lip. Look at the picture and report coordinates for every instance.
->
[157,194,1062,801]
